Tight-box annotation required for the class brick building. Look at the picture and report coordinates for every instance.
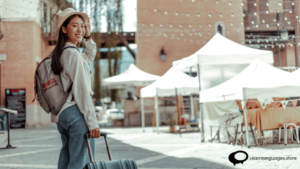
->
[0,0,59,128]
[136,0,300,75]
[136,0,245,76]
[244,0,300,67]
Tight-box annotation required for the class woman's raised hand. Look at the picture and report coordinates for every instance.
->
[85,17,91,39]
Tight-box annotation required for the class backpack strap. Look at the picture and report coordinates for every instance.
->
[59,46,80,102]
[59,46,80,56]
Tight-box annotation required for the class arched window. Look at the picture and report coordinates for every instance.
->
[217,24,223,35]
[215,21,225,36]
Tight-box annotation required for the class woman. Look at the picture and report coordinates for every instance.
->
[51,8,100,168]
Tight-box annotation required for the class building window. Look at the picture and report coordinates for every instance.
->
[50,8,56,33]
[43,3,47,33]
[215,21,225,36]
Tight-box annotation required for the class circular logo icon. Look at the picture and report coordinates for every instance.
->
[228,150,248,166]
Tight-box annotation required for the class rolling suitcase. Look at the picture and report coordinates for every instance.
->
[84,133,138,169]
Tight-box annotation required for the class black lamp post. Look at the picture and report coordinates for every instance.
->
[0,18,3,40]
[160,48,166,61]
[277,11,289,68]
[281,27,288,41]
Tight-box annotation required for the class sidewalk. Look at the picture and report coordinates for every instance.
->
[0,131,7,146]
[0,124,300,168]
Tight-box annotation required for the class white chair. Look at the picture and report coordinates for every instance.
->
[278,123,299,145]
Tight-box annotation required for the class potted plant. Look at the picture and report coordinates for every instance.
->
[168,118,175,132]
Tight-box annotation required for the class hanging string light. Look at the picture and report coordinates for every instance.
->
[137,1,299,46]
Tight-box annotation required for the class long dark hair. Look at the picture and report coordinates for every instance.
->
[51,14,84,75]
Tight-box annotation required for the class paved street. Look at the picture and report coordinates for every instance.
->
[1,124,300,169]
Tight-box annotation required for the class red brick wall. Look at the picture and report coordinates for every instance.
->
[136,0,245,76]
[0,21,45,107]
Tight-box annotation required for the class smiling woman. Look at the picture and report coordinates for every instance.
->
[51,14,86,75]
[47,8,100,169]
[62,16,86,44]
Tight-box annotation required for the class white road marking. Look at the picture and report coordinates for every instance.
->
[14,144,197,148]
[0,164,57,168]
[107,135,145,140]
[136,155,167,165]
[0,164,195,169]
[139,168,197,169]
[136,145,206,165]
[133,144,198,147]
[0,147,60,158]
[11,136,58,143]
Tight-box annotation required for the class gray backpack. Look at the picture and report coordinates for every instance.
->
[32,46,79,115]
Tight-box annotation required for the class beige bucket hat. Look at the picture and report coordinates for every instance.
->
[56,8,88,34]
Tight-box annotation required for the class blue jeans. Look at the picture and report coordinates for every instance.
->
[56,104,96,169]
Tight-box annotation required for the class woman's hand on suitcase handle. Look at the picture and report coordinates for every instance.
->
[90,128,100,138]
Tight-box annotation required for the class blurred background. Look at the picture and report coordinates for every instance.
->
[0,0,299,128]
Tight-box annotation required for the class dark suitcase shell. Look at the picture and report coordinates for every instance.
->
[84,133,138,169]
[85,159,137,169]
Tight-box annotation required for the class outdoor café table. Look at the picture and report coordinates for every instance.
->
[242,106,300,137]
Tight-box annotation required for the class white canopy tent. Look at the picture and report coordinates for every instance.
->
[200,59,300,147]
[172,33,274,142]
[141,67,199,98]
[102,63,161,89]
[172,33,274,71]
[140,67,199,132]
[199,59,300,102]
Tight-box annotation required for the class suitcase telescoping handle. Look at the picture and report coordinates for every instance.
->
[85,132,113,162]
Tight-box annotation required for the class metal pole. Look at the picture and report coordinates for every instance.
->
[141,98,145,132]
[277,11,281,67]
[295,38,299,67]
[175,87,179,127]
[242,88,251,148]
[0,112,16,149]
[295,1,300,67]
[197,63,204,142]
[190,95,195,120]
[189,66,195,120]
[155,88,159,134]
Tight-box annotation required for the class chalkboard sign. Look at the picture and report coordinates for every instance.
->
[5,89,26,128]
